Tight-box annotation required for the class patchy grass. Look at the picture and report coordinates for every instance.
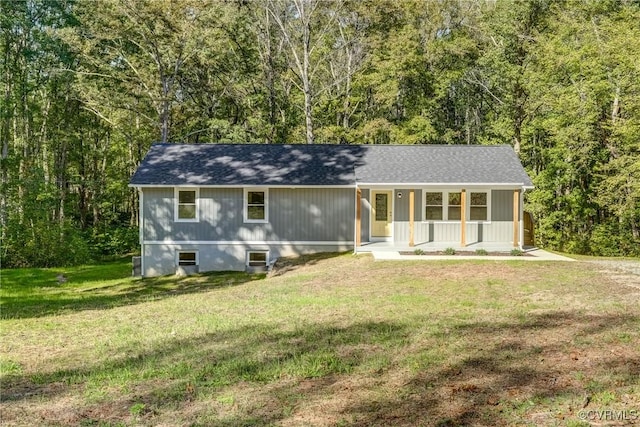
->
[1,254,639,426]
[0,258,265,319]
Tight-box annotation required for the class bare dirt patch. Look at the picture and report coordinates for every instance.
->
[586,259,640,290]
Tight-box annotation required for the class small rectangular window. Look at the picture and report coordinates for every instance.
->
[470,192,488,221]
[425,192,443,220]
[448,192,461,220]
[248,251,268,267]
[245,189,268,222]
[177,190,197,220]
[178,252,197,266]
[374,193,389,221]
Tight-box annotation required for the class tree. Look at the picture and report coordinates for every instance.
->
[522,0,640,254]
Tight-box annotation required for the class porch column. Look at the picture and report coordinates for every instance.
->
[460,189,466,247]
[513,189,520,247]
[356,188,361,247]
[409,189,415,247]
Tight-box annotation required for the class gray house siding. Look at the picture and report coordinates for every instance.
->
[485,190,515,242]
[143,242,353,276]
[142,187,174,241]
[141,186,355,275]
[360,189,370,243]
[393,189,428,243]
[143,187,354,242]
[270,188,354,242]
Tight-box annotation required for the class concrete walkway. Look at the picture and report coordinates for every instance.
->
[369,248,575,262]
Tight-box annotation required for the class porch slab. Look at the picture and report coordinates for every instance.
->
[364,248,575,262]
[357,241,522,253]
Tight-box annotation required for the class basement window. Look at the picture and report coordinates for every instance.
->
[247,251,268,267]
[178,251,198,266]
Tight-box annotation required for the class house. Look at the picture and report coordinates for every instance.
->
[129,143,534,277]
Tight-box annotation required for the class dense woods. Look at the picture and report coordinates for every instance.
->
[1,0,639,267]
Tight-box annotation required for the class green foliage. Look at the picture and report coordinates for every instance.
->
[510,249,524,257]
[475,249,489,256]
[88,226,139,257]
[413,248,425,255]
[443,247,456,255]
[2,221,92,269]
[2,0,639,267]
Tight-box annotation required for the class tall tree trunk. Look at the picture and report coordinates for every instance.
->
[301,1,314,144]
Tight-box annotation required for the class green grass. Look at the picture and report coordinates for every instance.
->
[0,257,265,319]
[1,254,639,426]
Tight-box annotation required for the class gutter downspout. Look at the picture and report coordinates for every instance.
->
[353,185,359,254]
[520,186,527,249]
[138,187,145,277]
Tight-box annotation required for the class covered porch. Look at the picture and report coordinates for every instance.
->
[355,187,526,250]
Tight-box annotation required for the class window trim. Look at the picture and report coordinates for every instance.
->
[422,189,491,222]
[244,188,269,223]
[424,191,444,221]
[447,191,462,221]
[175,187,199,222]
[246,250,269,267]
[469,191,489,222]
[177,250,199,266]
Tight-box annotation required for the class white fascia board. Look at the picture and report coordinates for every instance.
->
[129,184,356,189]
[357,182,529,189]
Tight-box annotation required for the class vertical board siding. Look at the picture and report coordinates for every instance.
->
[433,222,461,241]
[144,242,354,276]
[394,188,409,241]
[143,188,174,241]
[492,190,514,221]
[270,188,355,241]
[483,222,514,242]
[464,223,478,244]
[391,189,426,243]
[142,187,355,242]
[485,190,516,242]
[393,222,429,244]
[360,189,370,242]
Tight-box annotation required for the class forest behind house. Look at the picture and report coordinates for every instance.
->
[2,0,639,268]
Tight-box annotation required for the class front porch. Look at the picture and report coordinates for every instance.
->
[356,187,528,250]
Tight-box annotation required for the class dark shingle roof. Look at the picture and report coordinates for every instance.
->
[130,143,533,187]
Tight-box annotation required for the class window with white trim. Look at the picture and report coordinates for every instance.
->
[425,192,443,220]
[247,251,268,267]
[244,189,268,222]
[470,192,488,221]
[178,251,198,266]
[176,189,198,221]
[423,190,491,222]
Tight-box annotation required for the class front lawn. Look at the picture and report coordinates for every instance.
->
[1,254,638,426]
